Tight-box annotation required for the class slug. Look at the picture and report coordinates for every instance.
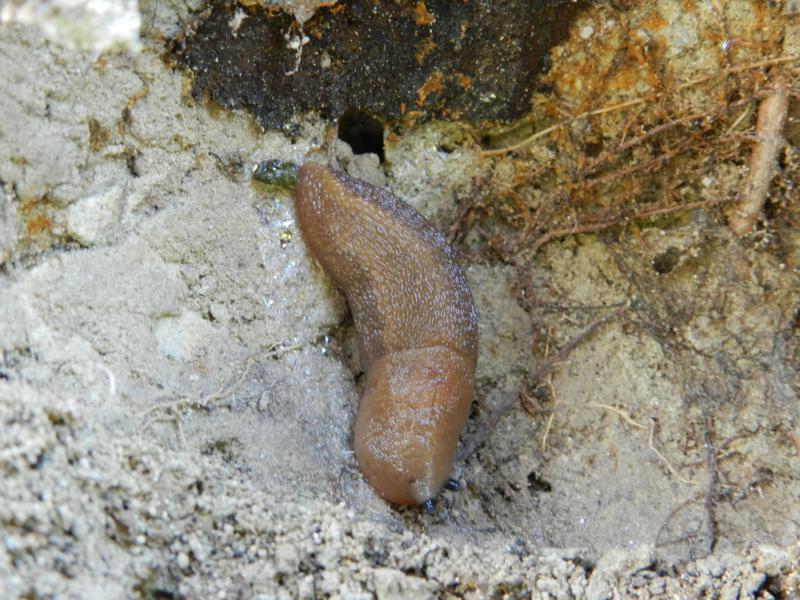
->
[293,163,478,506]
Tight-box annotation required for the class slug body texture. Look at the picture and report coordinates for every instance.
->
[293,164,478,505]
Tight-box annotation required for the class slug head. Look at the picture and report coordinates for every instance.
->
[353,346,474,505]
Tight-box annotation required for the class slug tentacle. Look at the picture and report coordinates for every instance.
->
[293,163,478,505]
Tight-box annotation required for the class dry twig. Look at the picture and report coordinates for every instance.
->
[728,77,790,235]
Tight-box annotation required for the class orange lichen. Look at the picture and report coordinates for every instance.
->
[25,214,52,236]
[749,0,767,21]
[607,65,657,94]
[415,36,437,64]
[415,1,435,26]
[641,12,668,32]
[628,41,649,66]
[20,198,54,238]
[403,110,424,124]
[457,74,472,90]
[416,70,444,106]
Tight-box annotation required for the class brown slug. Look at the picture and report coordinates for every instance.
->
[293,163,478,506]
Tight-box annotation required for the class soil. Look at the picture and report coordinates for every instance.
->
[1,1,798,599]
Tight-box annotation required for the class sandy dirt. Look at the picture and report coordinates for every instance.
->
[1,1,799,598]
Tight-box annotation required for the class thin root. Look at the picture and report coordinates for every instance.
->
[140,342,302,441]
[540,378,558,453]
[458,305,628,463]
[482,54,800,157]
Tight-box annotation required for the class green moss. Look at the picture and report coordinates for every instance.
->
[251,159,299,190]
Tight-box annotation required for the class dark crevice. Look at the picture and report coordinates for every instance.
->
[338,108,385,161]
